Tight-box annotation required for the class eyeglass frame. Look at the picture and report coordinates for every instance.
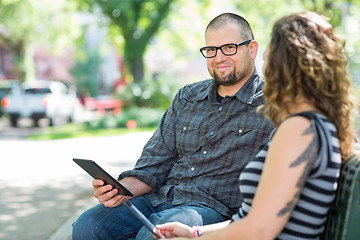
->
[199,40,252,58]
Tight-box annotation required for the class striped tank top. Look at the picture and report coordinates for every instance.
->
[232,112,341,239]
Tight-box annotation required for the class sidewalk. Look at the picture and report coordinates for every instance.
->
[48,198,98,240]
[0,130,154,240]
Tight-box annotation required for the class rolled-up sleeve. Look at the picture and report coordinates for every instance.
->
[118,91,181,190]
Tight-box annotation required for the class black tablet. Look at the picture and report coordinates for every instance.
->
[73,158,134,197]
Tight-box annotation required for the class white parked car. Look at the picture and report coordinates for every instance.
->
[2,80,79,127]
[0,79,21,117]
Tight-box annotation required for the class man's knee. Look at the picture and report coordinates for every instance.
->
[159,207,204,225]
[72,201,148,240]
[72,203,124,239]
[72,206,102,239]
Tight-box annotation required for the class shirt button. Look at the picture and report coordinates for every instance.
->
[191,167,195,171]
[203,151,207,155]
[183,126,187,131]
[239,129,243,134]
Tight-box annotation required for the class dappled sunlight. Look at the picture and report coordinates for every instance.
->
[0,215,14,221]
[0,131,153,239]
[14,205,37,217]
[0,181,94,239]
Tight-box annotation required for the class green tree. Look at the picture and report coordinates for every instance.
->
[0,0,79,81]
[71,44,101,97]
[76,0,177,83]
[0,0,34,79]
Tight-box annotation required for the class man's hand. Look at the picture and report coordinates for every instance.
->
[92,177,153,208]
[93,179,126,207]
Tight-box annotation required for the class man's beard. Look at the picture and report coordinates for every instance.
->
[213,70,240,86]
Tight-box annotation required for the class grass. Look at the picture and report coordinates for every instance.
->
[27,123,156,140]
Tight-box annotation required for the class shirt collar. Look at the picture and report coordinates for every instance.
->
[234,69,260,105]
[195,69,261,105]
[194,79,215,102]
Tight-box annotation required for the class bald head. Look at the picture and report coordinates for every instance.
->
[206,13,254,41]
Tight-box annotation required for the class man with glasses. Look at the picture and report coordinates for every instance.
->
[72,13,274,240]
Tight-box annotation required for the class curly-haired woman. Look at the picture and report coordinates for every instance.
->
[156,11,357,240]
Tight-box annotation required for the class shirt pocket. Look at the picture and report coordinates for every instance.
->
[175,120,203,155]
[226,122,261,155]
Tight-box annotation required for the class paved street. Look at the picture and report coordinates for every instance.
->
[0,118,46,140]
[0,128,154,240]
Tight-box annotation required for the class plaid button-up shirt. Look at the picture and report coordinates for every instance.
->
[119,71,275,217]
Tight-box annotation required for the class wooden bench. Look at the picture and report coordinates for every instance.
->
[321,152,360,240]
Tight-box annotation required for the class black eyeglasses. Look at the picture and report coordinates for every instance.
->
[200,40,252,58]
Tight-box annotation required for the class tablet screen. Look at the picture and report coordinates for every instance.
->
[73,158,134,197]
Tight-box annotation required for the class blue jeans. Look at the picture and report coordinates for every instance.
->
[72,195,227,240]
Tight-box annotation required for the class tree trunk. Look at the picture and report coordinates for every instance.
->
[0,45,6,79]
[24,45,36,82]
[131,56,144,83]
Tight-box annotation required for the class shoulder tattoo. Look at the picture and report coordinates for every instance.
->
[277,125,318,217]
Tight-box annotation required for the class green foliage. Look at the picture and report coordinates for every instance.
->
[71,44,101,97]
[27,123,155,140]
[118,107,164,127]
[84,75,180,130]
[0,0,79,80]
[90,0,177,82]
[232,0,306,45]
[117,77,179,110]
[352,84,360,137]
[84,107,164,130]
[298,0,346,26]
[116,106,165,128]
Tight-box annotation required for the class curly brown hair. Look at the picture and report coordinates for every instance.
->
[262,12,356,160]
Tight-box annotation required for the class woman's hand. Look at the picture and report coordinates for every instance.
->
[156,222,194,238]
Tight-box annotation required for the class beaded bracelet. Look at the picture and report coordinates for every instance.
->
[192,226,202,238]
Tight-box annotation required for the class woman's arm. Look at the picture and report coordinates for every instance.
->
[156,220,231,238]
[199,116,317,240]
[165,116,317,240]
